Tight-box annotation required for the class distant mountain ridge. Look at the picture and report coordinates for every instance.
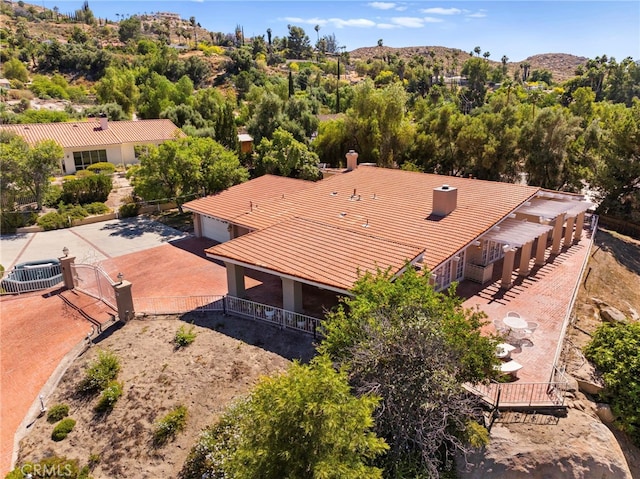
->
[349,45,588,83]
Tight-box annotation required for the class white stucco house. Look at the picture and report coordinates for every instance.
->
[0,117,183,174]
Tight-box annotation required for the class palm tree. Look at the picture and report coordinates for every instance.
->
[266,28,272,47]
[501,55,509,77]
[314,24,320,62]
[483,51,490,61]
[473,46,481,57]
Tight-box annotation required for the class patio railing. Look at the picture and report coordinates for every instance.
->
[134,295,225,315]
[467,366,568,408]
[224,295,320,336]
[134,294,321,336]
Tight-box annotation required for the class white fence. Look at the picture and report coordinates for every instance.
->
[134,294,321,336]
[224,296,320,336]
[0,261,63,294]
[71,263,117,310]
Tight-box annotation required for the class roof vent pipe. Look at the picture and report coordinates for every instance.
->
[345,150,358,171]
[432,184,458,216]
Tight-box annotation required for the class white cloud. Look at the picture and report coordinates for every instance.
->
[467,10,488,18]
[395,5,408,11]
[329,18,377,28]
[391,16,424,28]
[423,17,444,23]
[377,23,399,30]
[283,17,329,26]
[419,7,462,15]
[368,2,396,10]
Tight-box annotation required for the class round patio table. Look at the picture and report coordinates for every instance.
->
[503,316,527,330]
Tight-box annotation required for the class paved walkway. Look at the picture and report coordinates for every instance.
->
[460,229,593,385]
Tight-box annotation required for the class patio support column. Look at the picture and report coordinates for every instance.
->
[551,213,565,254]
[518,241,533,276]
[225,262,245,298]
[564,216,575,247]
[193,213,203,238]
[574,211,585,243]
[535,231,548,266]
[282,277,303,313]
[59,255,76,290]
[500,248,516,289]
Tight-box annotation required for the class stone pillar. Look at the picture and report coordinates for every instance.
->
[225,262,245,298]
[518,241,533,276]
[501,248,516,289]
[535,231,548,266]
[114,280,134,321]
[59,256,76,290]
[551,213,565,254]
[564,216,575,247]
[282,277,303,313]
[193,213,202,238]
[574,211,585,243]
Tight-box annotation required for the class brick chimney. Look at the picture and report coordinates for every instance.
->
[432,184,457,216]
[345,149,358,171]
[99,113,108,130]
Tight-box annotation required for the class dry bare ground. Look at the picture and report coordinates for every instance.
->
[16,314,315,479]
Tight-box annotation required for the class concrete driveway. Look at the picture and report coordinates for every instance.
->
[1,217,189,269]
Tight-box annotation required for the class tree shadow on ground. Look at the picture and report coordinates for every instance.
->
[180,311,317,363]
[594,228,640,276]
[99,216,188,242]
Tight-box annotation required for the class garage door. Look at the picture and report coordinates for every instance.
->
[202,216,230,243]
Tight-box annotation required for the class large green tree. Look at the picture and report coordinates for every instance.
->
[130,137,248,211]
[319,267,497,477]
[181,355,388,479]
[255,128,321,180]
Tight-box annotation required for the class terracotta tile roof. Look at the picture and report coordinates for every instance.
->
[0,119,183,149]
[183,175,316,224]
[203,167,541,290]
[207,217,424,292]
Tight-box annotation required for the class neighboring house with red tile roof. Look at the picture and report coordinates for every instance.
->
[0,118,183,174]
[184,162,593,313]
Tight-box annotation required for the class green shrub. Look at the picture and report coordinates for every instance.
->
[584,321,640,446]
[52,418,76,441]
[74,170,95,178]
[47,404,70,423]
[153,405,188,447]
[94,380,123,413]
[1,210,38,233]
[87,162,116,174]
[37,212,67,230]
[119,202,139,218]
[58,203,89,221]
[174,325,197,348]
[77,350,120,395]
[43,184,63,207]
[84,202,110,215]
[61,174,112,204]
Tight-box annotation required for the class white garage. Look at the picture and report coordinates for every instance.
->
[202,216,231,243]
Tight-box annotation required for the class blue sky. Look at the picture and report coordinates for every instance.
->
[49,1,639,61]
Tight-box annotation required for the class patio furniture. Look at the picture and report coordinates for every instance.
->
[524,321,539,336]
[496,343,517,360]
[495,360,523,379]
[506,311,521,319]
[493,318,509,335]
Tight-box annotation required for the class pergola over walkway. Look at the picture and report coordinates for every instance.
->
[483,196,594,289]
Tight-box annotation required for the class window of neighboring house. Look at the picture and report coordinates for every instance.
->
[73,150,107,170]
